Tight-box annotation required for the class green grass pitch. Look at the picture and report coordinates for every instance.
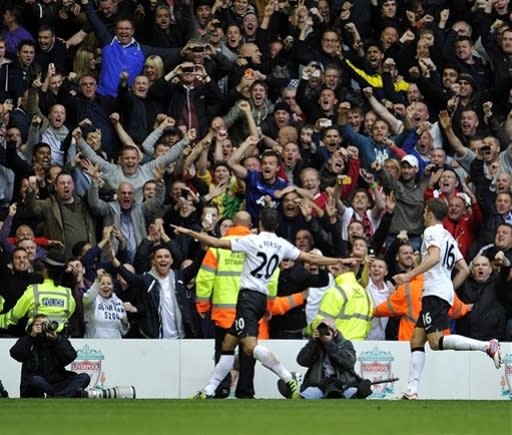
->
[1,400,510,434]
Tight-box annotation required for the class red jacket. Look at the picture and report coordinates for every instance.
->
[443,202,483,259]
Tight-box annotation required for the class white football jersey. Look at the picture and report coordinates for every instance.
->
[421,223,463,305]
[230,232,301,295]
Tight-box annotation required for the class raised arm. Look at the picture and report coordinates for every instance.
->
[227,135,260,179]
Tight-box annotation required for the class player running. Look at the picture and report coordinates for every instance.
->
[393,199,502,400]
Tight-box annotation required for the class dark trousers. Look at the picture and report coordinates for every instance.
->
[23,373,90,398]
[214,325,256,399]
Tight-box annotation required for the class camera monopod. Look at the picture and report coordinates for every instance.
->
[369,377,399,385]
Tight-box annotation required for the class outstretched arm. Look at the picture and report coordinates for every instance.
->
[172,225,231,249]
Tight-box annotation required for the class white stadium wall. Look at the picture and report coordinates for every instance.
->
[1,339,511,399]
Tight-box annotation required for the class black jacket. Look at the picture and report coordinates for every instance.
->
[10,334,78,397]
[297,333,362,391]
[456,275,507,341]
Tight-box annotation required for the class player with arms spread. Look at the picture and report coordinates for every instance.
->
[173,208,348,399]
[394,199,502,400]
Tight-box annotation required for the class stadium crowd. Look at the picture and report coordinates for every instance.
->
[0,0,510,346]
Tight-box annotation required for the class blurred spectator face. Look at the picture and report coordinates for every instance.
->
[152,247,173,276]
[366,45,383,69]
[202,206,219,228]
[48,74,63,95]
[18,239,37,262]
[250,83,266,107]
[170,181,186,202]
[195,5,211,26]
[2,9,16,26]
[397,244,414,270]
[500,29,512,54]
[240,42,261,65]
[348,110,363,131]
[369,258,388,281]
[441,67,458,88]
[496,173,512,193]
[18,43,35,67]
[416,131,432,155]
[37,29,55,52]
[242,13,258,37]
[213,164,230,184]
[324,68,341,90]
[218,218,234,236]
[351,238,368,258]
[48,104,66,129]
[119,148,140,175]
[323,127,341,153]
[15,225,34,242]
[300,127,313,146]
[47,165,62,185]
[234,0,250,15]
[143,181,157,200]
[416,39,430,58]
[295,229,314,251]
[260,154,279,182]
[447,196,466,222]
[7,127,21,146]
[274,109,290,127]
[55,173,75,202]
[321,31,339,56]
[495,193,512,216]
[494,0,509,13]
[455,40,473,62]
[154,143,170,157]
[328,150,345,174]
[460,110,478,136]
[481,136,500,163]
[471,256,492,283]
[438,170,458,195]
[430,149,447,166]
[282,142,300,168]
[495,223,512,250]
[381,0,397,17]
[269,40,283,59]
[282,192,300,218]
[452,21,471,37]
[12,249,30,272]
[400,161,417,181]
[117,183,135,210]
[300,168,320,193]
[144,63,159,82]
[226,25,242,49]
[99,275,114,298]
[371,119,389,142]
[351,190,370,211]
[116,20,135,45]
[318,0,330,20]
[220,139,234,160]
[384,159,400,178]
[406,83,422,103]
[348,221,364,241]
[364,111,377,134]
[281,88,297,106]
[133,75,149,98]
[33,145,51,168]
[99,0,117,17]
[458,79,473,98]
[380,26,398,50]
[318,88,338,112]
[79,76,97,99]
[244,156,261,171]
[155,7,172,30]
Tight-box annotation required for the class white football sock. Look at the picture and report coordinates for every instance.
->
[203,354,235,396]
[252,344,292,382]
[407,349,425,395]
[442,335,488,352]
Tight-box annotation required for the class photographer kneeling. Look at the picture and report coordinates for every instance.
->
[9,315,90,398]
[282,319,372,399]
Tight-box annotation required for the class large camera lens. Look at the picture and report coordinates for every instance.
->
[41,320,59,333]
